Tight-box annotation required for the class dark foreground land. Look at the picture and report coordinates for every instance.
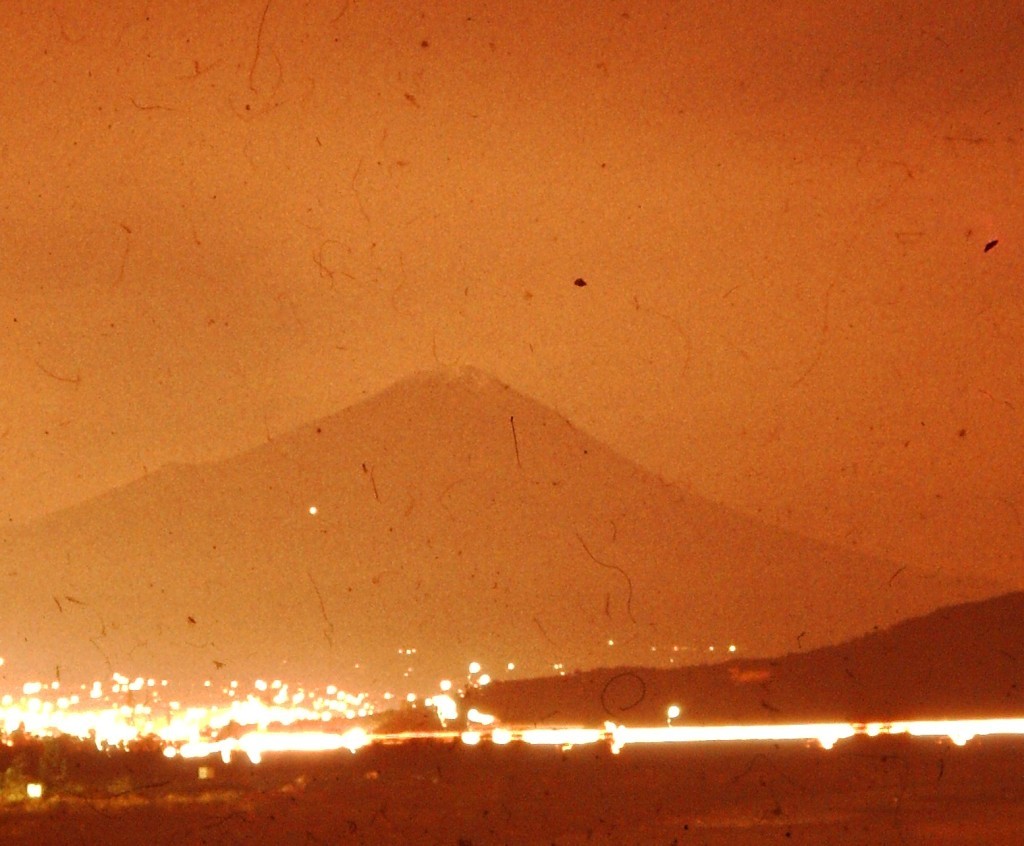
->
[2,736,1023,845]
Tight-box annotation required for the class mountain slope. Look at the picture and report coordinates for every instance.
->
[468,591,1024,725]
[0,367,999,694]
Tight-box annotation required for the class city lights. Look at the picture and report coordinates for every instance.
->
[2,648,1023,778]
[2,665,1024,772]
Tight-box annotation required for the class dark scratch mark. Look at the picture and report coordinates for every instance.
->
[64,595,85,605]
[350,157,370,222]
[635,301,692,381]
[201,811,251,832]
[179,58,222,80]
[114,223,131,285]
[308,569,335,648]
[532,615,557,646]
[574,530,635,623]
[110,780,172,797]
[53,596,63,613]
[89,636,112,674]
[604,593,611,618]
[888,566,906,586]
[130,98,174,112]
[984,239,998,252]
[184,640,215,649]
[403,92,419,107]
[312,239,354,282]
[330,1,351,24]
[510,415,521,468]
[249,0,273,95]
[978,388,1015,410]
[730,753,769,785]
[796,631,807,649]
[52,8,85,44]
[35,361,81,384]
[791,280,836,387]
[362,462,380,501]
[187,615,197,625]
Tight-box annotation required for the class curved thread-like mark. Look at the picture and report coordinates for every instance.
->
[600,671,647,716]
[575,530,636,624]
[791,280,837,387]
[307,569,335,648]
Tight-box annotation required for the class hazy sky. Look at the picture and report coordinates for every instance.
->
[1,0,1021,585]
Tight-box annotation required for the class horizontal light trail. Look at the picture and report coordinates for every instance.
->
[605,722,857,752]
[162,718,1024,764]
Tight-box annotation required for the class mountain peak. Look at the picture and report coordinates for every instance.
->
[0,371,1000,694]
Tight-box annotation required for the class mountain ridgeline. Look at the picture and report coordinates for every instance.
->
[467,591,1024,725]
[0,368,1001,694]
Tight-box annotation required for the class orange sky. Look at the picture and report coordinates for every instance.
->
[1,0,1021,586]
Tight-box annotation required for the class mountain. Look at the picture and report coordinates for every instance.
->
[467,591,1024,725]
[0,367,1001,695]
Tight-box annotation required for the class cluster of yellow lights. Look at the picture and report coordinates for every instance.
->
[6,686,1024,769]
[0,672,377,750]
[0,660,503,756]
[5,658,1024,772]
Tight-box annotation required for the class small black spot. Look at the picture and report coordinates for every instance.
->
[420,39,429,48]
[984,239,998,252]
[187,616,196,625]
[573,278,587,287]
[958,428,967,437]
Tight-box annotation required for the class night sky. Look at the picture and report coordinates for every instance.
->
[1,0,1021,591]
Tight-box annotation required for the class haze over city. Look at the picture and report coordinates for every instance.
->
[0,1,1021,842]
[2,0,1021,594]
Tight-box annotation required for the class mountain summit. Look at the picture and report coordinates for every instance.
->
[0,368,996,693]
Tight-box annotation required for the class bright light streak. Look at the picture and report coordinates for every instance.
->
[885,718,1024,746]
[605,722,857,753]
[522,728,603,747]
[466,708,496,726]
[174,727,371,764]
[431,694,458,724]
[491,727,513,745]
[6,665,1024,768]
